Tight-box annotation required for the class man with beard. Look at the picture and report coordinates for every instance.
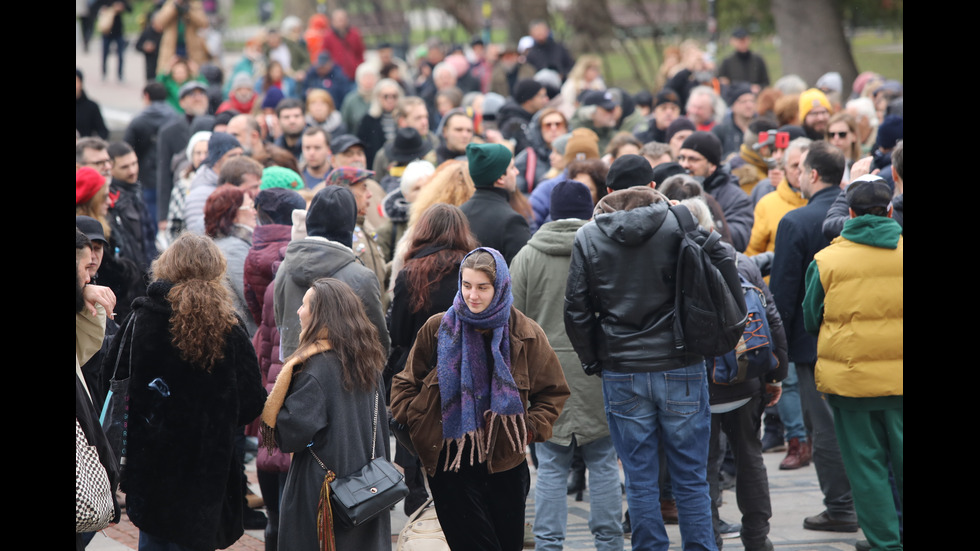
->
[677,131,754,252]
[297,126,332,187]
[799,89,833,141]
[770,141,857,535]
[107,142,157,273]
[274,98,307,161]
[226,113,279,167]
[436,111,475,164]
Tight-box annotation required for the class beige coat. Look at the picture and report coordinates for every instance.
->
[152,0,211,73]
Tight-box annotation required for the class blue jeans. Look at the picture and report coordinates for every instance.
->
[776,363,807,441]
[602,364,717,551]
[534,436,624,551]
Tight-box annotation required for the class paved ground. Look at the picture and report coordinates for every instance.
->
[86,439,869,551]
[78,28,871,551]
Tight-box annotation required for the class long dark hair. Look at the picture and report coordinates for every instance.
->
[403,203,478,313]
[296,278,384,392]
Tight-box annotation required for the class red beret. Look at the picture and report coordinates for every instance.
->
[76,167,106,205]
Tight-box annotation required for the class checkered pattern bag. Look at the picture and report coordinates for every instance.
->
[76,418,113,533]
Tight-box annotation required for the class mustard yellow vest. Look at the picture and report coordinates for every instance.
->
[813,235,903,397]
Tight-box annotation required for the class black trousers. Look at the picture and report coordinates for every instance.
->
[427,452,530,551]
[708,395,772,549]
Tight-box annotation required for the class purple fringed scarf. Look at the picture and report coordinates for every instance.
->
[436,247,527,471]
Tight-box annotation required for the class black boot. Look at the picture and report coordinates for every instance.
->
[257,469,280,551]
[264,510,279,551]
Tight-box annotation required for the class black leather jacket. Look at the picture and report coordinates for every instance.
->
[564,189,703,373]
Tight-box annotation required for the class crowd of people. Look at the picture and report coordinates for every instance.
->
[76,5,903,551]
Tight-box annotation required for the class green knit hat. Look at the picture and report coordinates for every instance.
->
[260,166,305,191]
[466,143,512,188]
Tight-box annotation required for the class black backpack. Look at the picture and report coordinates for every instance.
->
[670,204,748,357]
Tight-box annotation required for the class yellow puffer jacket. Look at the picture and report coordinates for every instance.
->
[810,230,903,398]
[745,179,807,256]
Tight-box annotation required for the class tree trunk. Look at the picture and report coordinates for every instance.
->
[283,0,316,22]
[431,0,482,34]
[566,0,615,54]
[771,0,858,93]
[503,0,550,44]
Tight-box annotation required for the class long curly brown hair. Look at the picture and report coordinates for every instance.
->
[295,278,385,392]
[403,203,478,313]
[151,233,238,371]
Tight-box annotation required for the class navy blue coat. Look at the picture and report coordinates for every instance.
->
[769,186,840,364]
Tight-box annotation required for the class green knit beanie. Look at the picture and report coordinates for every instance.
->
[466,143,512,188]
[260,166,305,190]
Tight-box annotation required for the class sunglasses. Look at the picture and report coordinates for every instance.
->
[542,121,566,129]
[828,131,850,139]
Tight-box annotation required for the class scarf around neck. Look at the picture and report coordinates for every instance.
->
[436,247,526,471]
[260,339,332,452]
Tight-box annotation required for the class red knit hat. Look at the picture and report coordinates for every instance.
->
[76,167,106,205]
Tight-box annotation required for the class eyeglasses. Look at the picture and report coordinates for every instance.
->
[86,158,112,168]
[828,131,850,139]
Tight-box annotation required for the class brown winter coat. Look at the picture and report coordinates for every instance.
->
[390,307,569,477]
[152,0,211,73]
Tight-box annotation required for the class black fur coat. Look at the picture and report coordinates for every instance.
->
[104,280,266,550]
